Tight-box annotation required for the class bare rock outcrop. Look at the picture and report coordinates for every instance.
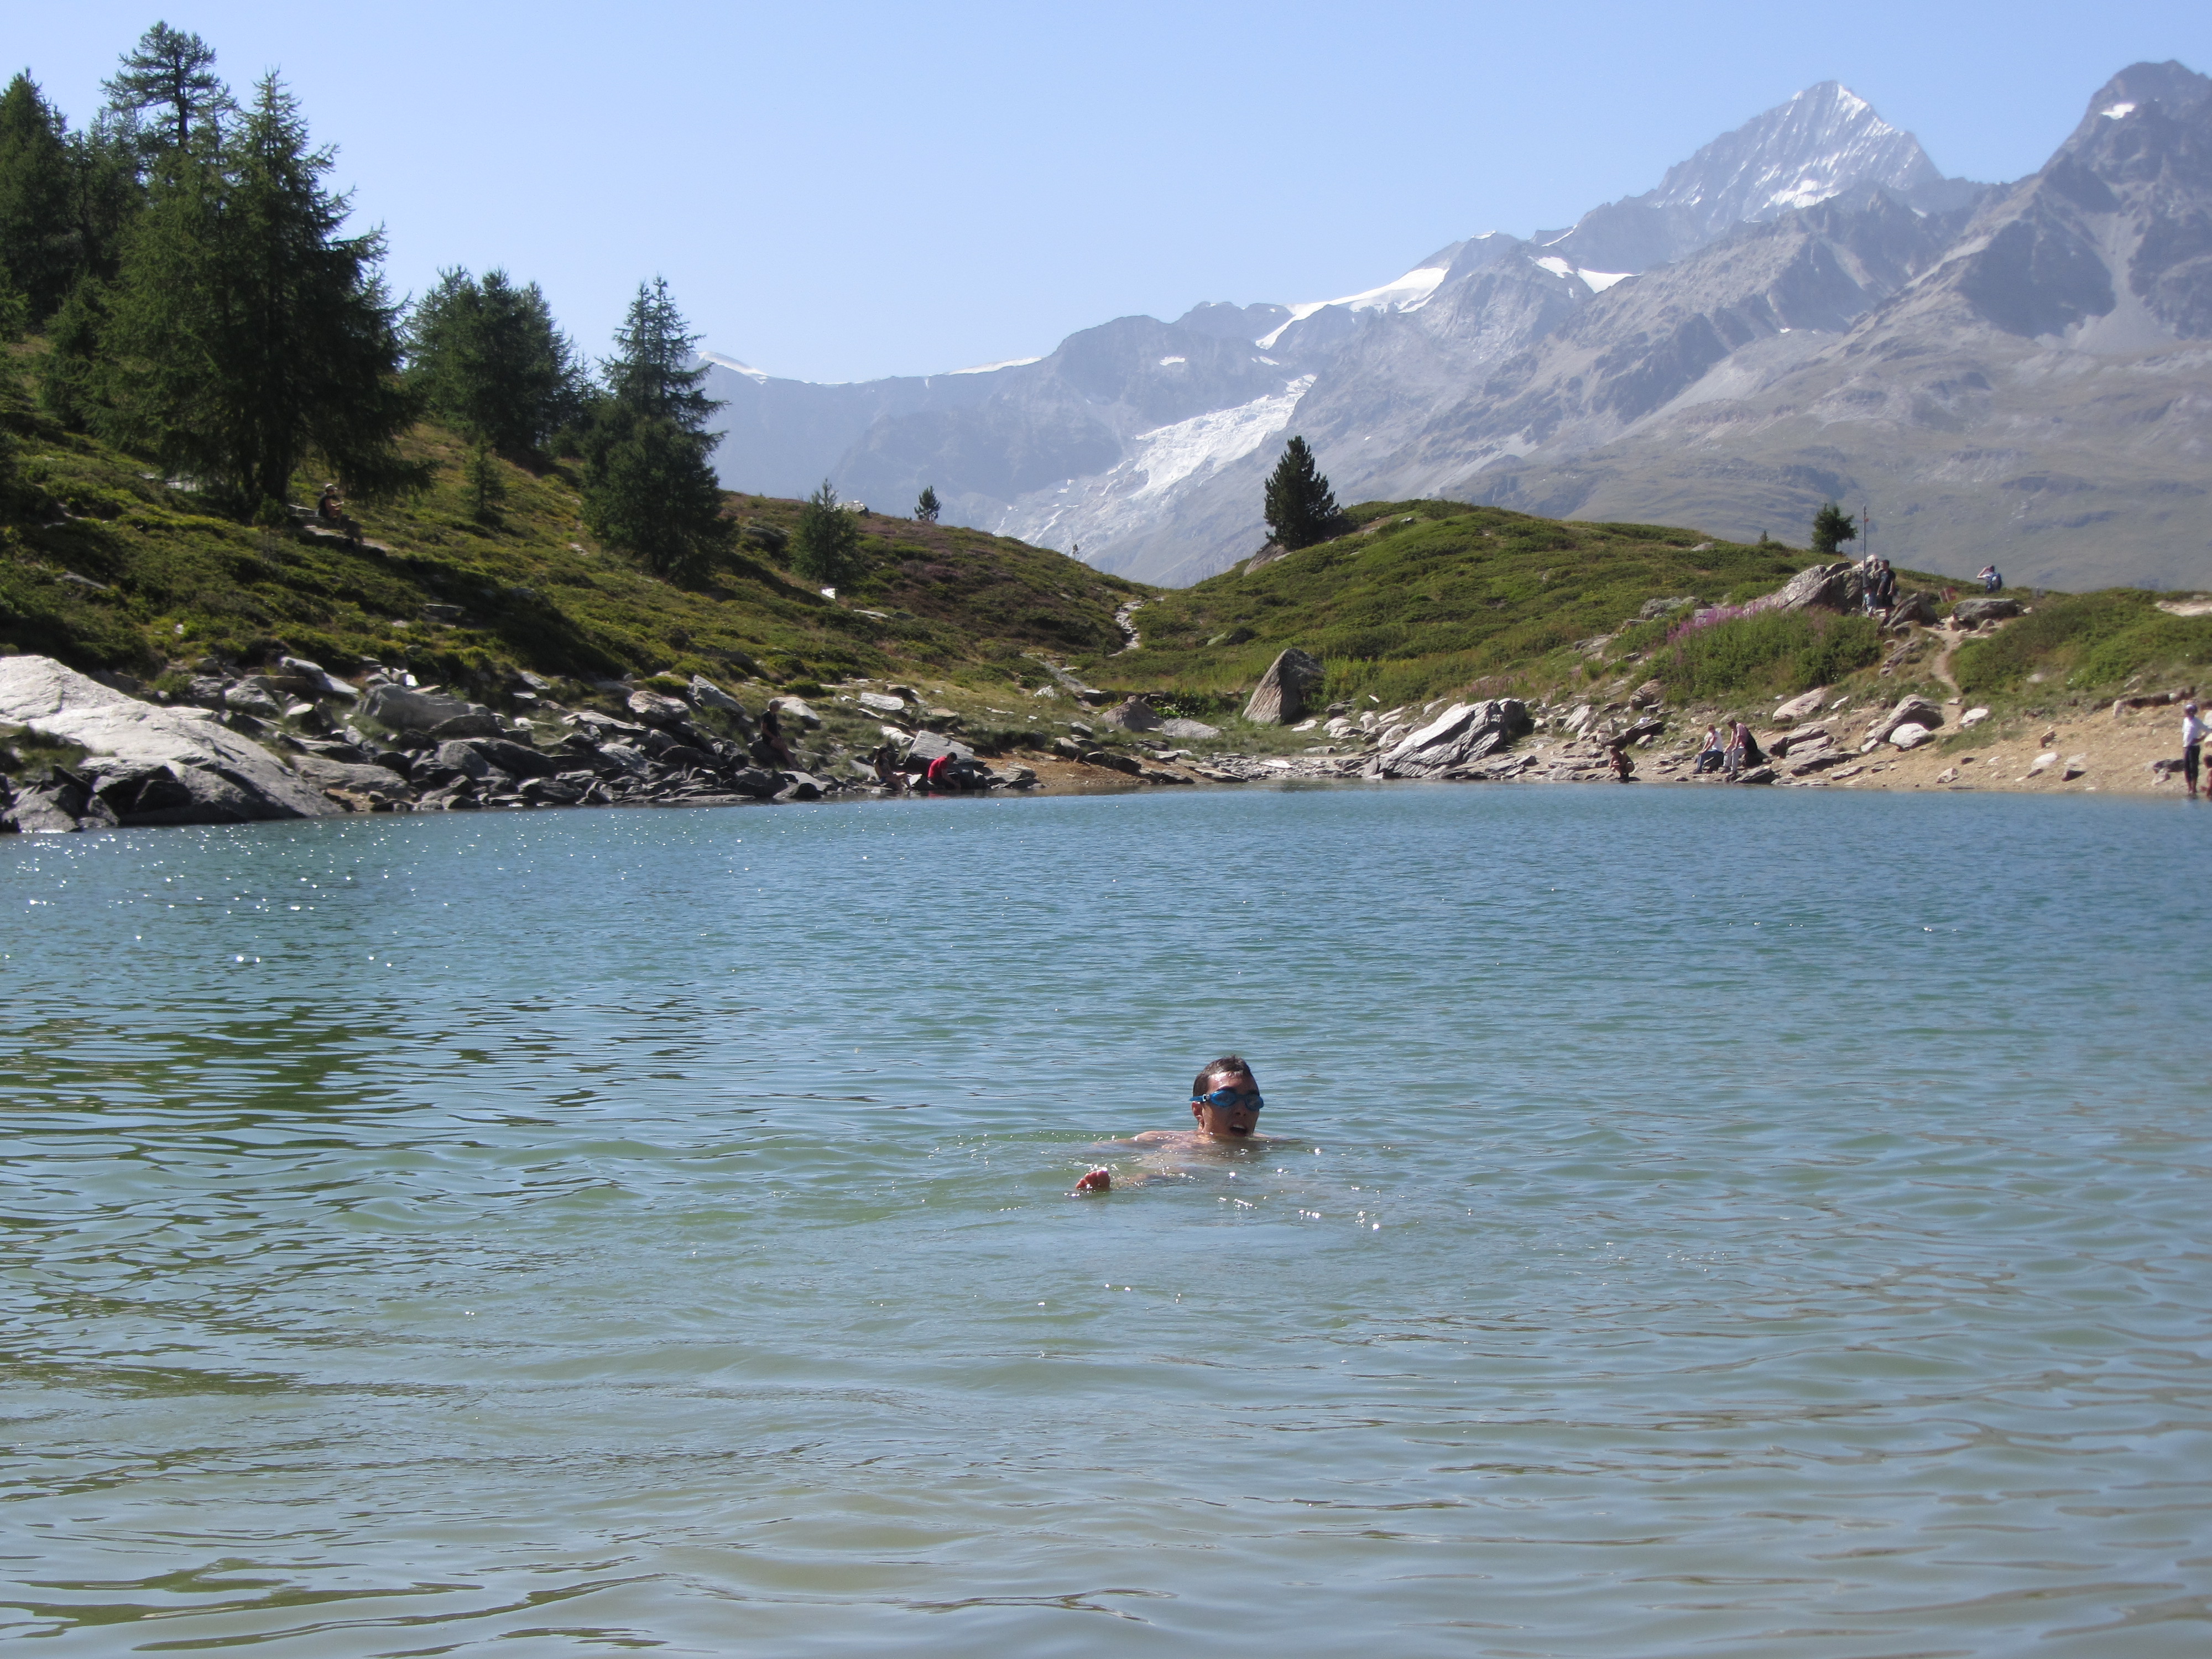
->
[1242,649,1324,726]
[0,655,336,823]
[1372,700,1532,779]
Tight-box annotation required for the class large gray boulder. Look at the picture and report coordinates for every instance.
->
[1865,695,1946,745]
[688,675,751,719]
[460,737,563,779]
[1953,597,2023,624]
[86,758,267,824]
[1100,696,1164,731]
[1161,717,1221,740]
[1769,562,1864,613]
[3,771,119,832]
[0,655,336,821]
[905,729,977,766]
[1375,700,1532,778]
[292,755,414,806]
[1243,648,1324,725]
[362,683,497,734]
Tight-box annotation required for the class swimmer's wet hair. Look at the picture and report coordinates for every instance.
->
[1192,1055,1255,1097]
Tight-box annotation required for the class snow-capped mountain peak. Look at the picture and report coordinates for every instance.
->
[1645,81,1939,233]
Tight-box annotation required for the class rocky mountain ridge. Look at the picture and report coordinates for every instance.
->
[699,64,2210,592]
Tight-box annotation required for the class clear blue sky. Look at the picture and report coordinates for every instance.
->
[13,2,2210,383]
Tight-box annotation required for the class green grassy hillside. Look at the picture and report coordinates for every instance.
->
[1084,500,2212,717]
[0,343,1141,702]
[8,332,2206,742]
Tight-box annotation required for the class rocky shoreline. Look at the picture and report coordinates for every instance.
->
[2,620,2198,834]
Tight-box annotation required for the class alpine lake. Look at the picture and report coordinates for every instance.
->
[3,781,2207,1657]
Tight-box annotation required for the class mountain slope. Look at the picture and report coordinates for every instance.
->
[694,67,2210,593]
[698,79,1973,582]
[1461,61,2212,589]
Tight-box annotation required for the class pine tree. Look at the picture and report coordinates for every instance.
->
[408,267,583,456]
[103,22,233,155]
[1263,435,1340,550]
[0,74,80,322]
[1809,500,1858,559]
[915,484,941,524]
[580,278,731,581]
[793,479,862,588]
[93,74,419,512]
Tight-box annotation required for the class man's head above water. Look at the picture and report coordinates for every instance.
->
[1190,1055,1263,1139]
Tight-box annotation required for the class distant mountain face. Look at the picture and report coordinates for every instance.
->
[701,64,2212,591]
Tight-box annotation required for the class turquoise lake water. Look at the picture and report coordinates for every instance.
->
[2,784,2208,1656]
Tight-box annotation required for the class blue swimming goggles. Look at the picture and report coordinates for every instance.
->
[1193,1088,1264,1111]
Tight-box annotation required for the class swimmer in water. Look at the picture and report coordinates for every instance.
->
[1072,1055,1269,1193]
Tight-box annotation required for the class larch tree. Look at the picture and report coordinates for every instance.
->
[408,267,583,456]
[1809,501,1859,559]
[0,75,80,322]
[793,479,862,587]
[1262,434,1340,550]
[915,484,941,524]
[102,22,234,155]
[581,277,732,582]
[94,74,418,514]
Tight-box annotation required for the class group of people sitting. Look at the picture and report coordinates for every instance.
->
[1694,721,1767,778]
[860,738,989,792]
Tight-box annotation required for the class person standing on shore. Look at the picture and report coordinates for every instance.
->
[2184,702,2206,799]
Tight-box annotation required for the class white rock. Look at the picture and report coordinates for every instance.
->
[0,655,334,819]
[1889,722,1933,749]
[857,691,906,714]
[688,675,750,717]
[1960,707,1991,728]
[2029,751,2058,772]
[1773,687,1828,723]
[1291,717,1319,732]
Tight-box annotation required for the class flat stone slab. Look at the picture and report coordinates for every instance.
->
[0,655,336,820]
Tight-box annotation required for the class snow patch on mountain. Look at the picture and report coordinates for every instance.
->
[946,356,1042,375]
[994,377,1315,555]
[1256,265,1450,346]
[698,351,768,383]
[1535,255,1636,292]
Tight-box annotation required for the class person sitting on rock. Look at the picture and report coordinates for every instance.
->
[1694,724,1726,774]
[1725,720,1765,779]
[752,703,797,770]
[869,740,905,791]
[317,483,343,522]
[1072,1055,1273,1192]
